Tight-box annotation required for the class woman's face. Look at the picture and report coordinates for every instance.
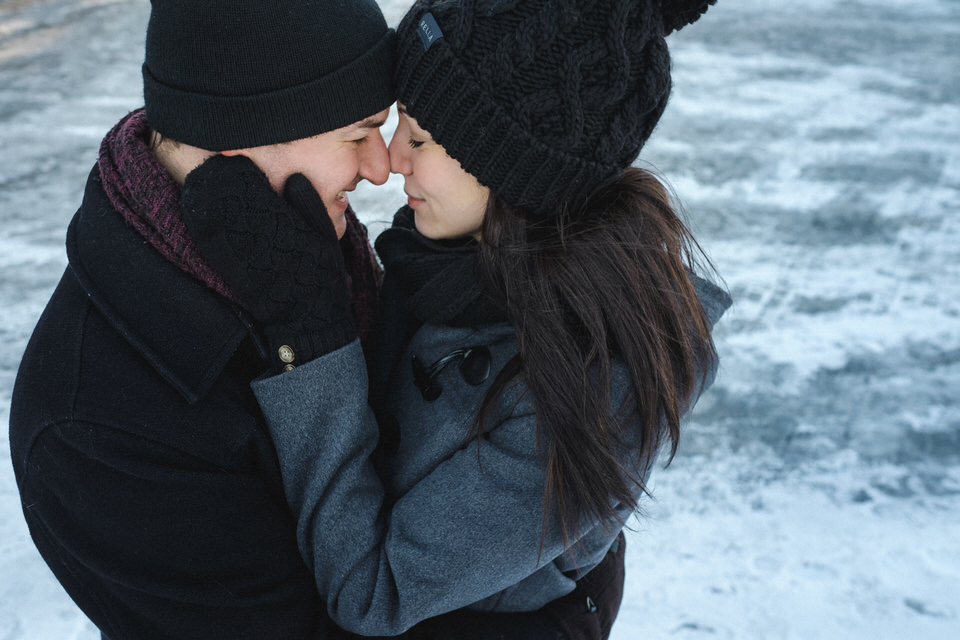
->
[388,105,489,241]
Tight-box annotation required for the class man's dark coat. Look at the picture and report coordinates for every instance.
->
[10,166,334,639]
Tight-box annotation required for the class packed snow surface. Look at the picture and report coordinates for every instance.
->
[1,1,958,638]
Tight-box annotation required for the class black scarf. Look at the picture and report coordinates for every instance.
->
[369,207,506,411]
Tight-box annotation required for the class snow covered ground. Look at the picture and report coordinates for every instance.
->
[2,0,958,638]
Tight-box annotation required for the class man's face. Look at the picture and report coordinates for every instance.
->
[230,109,390,238]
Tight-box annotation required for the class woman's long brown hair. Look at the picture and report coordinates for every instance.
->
[475,166,718,544]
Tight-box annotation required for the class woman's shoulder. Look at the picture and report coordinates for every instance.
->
[689,271,732,328]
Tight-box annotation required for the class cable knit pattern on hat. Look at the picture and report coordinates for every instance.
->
[395,0,717,218]
[661,0,718,35]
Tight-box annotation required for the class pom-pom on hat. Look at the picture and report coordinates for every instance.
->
[395,0,716,217]
[143,0,396,151]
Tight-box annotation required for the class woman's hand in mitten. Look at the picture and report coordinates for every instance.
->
[182,154,355,372]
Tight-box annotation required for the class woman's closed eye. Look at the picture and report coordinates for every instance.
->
[408,138,425,149]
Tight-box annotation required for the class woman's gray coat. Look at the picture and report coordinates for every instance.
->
[252,264,729,636]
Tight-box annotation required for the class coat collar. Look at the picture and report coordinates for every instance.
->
[67,165,264,404]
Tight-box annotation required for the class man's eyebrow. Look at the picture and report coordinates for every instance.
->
[357,116,387,129]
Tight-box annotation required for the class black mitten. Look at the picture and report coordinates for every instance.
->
[182,154,355,372]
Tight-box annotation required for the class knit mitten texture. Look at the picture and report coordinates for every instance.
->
[182,154,355,372]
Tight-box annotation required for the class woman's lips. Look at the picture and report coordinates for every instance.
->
[406,193,425,209]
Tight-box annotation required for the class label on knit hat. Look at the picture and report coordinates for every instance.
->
[417,13,444,51]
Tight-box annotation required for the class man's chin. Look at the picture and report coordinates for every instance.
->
[325,196,349,238]
[329,208,348,239]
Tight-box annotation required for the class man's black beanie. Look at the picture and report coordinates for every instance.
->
[143,0,396,151]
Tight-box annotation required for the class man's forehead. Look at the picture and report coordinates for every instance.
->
[304,109,388,142]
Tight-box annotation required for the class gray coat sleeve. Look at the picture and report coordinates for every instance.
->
[250,339,579,636]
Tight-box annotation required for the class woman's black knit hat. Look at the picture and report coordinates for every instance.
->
[143,0,396,151]
[395,0,716,217]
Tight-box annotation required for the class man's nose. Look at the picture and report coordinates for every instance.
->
[359,131,390,186]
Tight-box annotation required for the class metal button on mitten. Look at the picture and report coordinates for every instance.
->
[278,345,296,371]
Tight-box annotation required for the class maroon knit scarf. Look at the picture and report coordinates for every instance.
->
[98,108,380,348]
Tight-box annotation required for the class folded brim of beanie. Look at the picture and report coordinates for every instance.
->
[395,21,618,219]
[144,29,396,151]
